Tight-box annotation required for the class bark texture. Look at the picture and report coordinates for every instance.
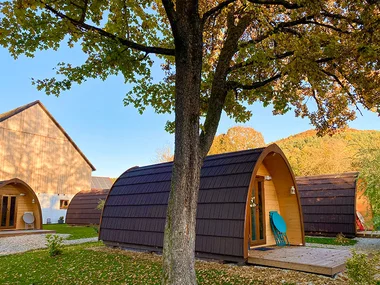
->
[162,1,204,284]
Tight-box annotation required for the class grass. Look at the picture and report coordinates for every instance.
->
[306,236,358,246]
[0,243,347,285]
[43,224,98,240]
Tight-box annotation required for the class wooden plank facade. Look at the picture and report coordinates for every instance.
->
[0,101,95,224]
[100,144,304,262]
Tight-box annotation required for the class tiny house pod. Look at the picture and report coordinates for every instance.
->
[99,144,304,262]
[297,172,372,237]
[0,178,42,230]
[66,188,109,226]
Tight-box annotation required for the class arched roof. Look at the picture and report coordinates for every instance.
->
[297,172,358,237]
[0,178,43,229]
[99,144,300,261]
[66,188,109,225]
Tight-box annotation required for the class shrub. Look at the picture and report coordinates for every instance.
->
[335,233,350,245]
[46,234,63,257]
[346,250,379,285]
[96,199,105,211]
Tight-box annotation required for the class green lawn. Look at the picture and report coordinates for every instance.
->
[43,224,98,240]
[305,236,358,246]
[0,243,347,285]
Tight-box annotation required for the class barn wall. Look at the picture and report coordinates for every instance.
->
[0,184,42,230]
[0,104,92,197]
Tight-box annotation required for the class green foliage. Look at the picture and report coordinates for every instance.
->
[0,1,379,134]
[58,216,64,222]
[43,224,98,240]
[305,236,357,246]
[335,233,350,245]
[354,139,380,229]
[277,129,380,176]
[46,234,63,257]
[96,199,106,211]
[346,250,380,285]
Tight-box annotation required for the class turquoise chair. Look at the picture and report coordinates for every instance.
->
[269,211,289,246]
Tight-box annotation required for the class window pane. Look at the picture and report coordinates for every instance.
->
[9,197,16,227]
[1,196,8,227]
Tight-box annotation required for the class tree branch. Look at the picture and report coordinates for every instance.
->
[228,51,294,73]
[162,0,179,38]
[304,20,351,33]
[200,16,252,157]
[202,0,236,24]
[239,16,314,48]
[247,0,303,9]
[320,69,364,115]
[44,3,175,56]
[227,73,282,90]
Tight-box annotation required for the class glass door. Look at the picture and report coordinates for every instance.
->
[250,178,266,246]
[0,195,17,229]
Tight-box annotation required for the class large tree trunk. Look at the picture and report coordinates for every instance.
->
[162,3,203,284]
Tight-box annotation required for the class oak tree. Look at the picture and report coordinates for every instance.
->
[1,0,379,284]
[209,126,265,154]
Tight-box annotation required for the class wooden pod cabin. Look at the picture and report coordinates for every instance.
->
[66,177,113,225]
[99,144,304,262]
[66,189,109,226]
[0,178,42,230]
[297,172,372,237]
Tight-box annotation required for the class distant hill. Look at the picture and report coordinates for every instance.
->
[276,129,380,176]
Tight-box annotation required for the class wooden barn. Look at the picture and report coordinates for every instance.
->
[66,177,113,225]
[297,172,372,237]
[0,178,42,230]
[0,101,95,224]
[99,144,304,262]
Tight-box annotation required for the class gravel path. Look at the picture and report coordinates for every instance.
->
[0,234,98,256]
[306,237,380,253]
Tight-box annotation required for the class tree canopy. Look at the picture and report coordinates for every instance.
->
[209,126,265,154]
[277,129,380,176]
[1,1,379,135]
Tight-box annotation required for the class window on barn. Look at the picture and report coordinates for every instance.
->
[60,200,69,209]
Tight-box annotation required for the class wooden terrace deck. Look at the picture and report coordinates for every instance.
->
[0,229,56,238]
[248,246,351,276]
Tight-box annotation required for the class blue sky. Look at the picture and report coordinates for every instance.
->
[0,46,379,178]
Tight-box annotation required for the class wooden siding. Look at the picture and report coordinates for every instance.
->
[0,181,42,230]
[297,173,358,237]
[256,163,279,246]
[0,104,92,195]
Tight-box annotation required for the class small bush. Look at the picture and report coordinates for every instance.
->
[92,225,99,234]
[346,250,379,285]
[96,199,105,211]
[335,233,350,245]
[46,234,63,257]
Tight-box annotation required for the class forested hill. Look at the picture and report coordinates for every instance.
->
[276,129,380,177]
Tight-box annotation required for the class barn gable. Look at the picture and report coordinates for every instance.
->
[0,101,94,195]
[0,101,95,170]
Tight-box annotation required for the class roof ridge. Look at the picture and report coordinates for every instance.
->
[0,100,40,123]
[0,100,96,171]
